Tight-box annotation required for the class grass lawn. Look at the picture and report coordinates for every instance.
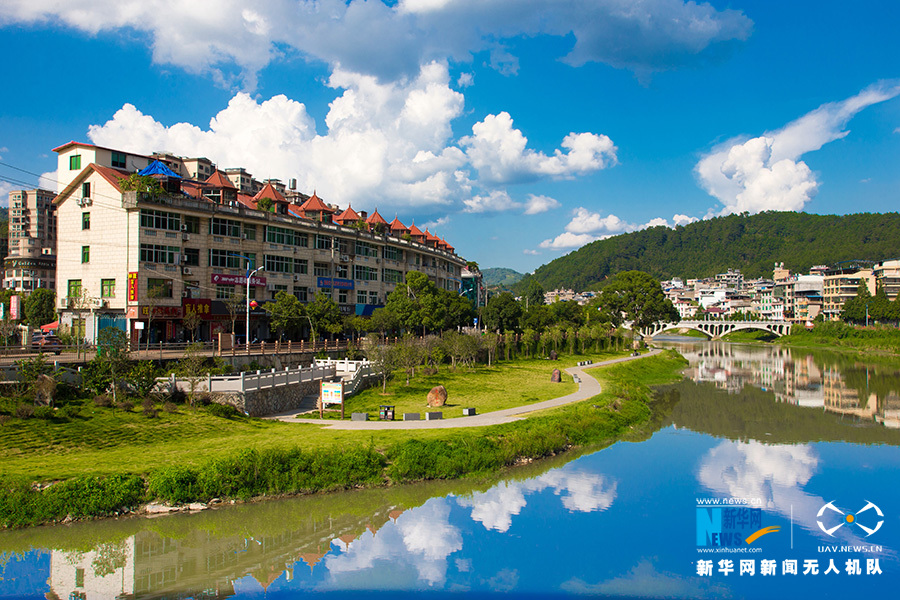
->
[339,352,628,419]
[0,351,627,481]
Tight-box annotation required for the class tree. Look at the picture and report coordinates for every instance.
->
[24,288,56,327]
[256,197,275,212]
[223,291,246,336]
[368,307,399,339]
[118,173,163,199]
[599,270,679,345]
[841,279,874,324]
[265,291,304,339]
[95,327,130,403]
[307,291,343,340]
[394,334,425,384]
[176,342,208,405]
[524,279,545,309]
[182,310,202,342]
[363,336,397,393]
[482,292,522,333]
[144,283,168,351]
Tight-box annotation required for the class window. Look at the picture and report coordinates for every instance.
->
[183,248,200,266]
[209,249,242,269]
[316,234,332,250]
[294,287,308,302]
[265,254,295,273]
[314,262,330,277]
[184,281,200,299]
[69,155,81,170]
[81,182,91,199]
[183,215,201,234]
[243,224,256,240]
[81,246,90,264]
[383,246,402,261]
[335,264,348,278]
[146,278,173,298]
[357,290,367,304]
[295,259,308,275]
[338,290,348,304]
[82,212,90,230]
[354,265,378,281]
[369,291,379,305]
[383,268,403,284]
[216,284,233,299]
[355,240,377,257]
[210,217,242,237]
[140,244,179,264]
[140,209,181,231]
[270,284,288,300]
[266,225,306,246]
[101,279,115,298]
[67,279,82,299]
[111,151,126,169]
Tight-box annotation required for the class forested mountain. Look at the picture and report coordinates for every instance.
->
[482,267,524,288]
[518,212,900,292]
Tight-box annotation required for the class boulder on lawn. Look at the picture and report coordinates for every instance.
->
[427,385,448,407]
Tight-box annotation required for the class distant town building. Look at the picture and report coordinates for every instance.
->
[3,188,57,293]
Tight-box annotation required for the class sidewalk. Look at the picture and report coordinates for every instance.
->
[264,349,661,430]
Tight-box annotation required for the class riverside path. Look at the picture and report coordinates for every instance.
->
[266,348,662,430]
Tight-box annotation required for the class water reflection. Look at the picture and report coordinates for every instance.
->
[456,470,617,532]
[671,341,900,428]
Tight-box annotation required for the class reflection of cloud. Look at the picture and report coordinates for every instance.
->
[323,498,461,587]
[457,470,617,532]
[698,440,875,547]
[562,559,733,598]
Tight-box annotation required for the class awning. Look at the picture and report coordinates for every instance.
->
[40,321,59,332]
[139,160,182,178]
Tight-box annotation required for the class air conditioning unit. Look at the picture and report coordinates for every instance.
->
[183,267,193,275]
[182,255,189,264]
[341,255,350,262]
[180,224,188,232]
[293,274,300,282]
[267,283,277,291]
[242,233,248,240]
[182,233,190,241]
[375,258,381,264]
[59,297,68,309]
[292,247,297,253]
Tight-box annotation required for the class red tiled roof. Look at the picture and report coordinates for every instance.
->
[335,204,361,224]
[253,181,286,202]
[366,208,388,225]
[299,191,333,214]
[236,193,258,209]
[205,170,237,189]
[425,229,440,243]
[287,203,305,219]
[389,216,408,234]
[408,221,425,239]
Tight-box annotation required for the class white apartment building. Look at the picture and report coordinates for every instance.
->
[53,143,469,345]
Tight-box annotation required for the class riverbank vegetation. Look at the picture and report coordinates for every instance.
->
[779,321,900,354]
[0,350,687,528]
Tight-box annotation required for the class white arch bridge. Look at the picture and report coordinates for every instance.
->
[641,320,793,340]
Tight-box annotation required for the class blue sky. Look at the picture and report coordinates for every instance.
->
[1,1,899,273]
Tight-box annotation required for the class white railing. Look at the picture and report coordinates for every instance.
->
[314,359,381,396]
[159,364,336,394]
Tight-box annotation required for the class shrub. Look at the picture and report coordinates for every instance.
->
[33,406,55,420]
[0,415,11,425]
[93,394,113,408]
[117,401,134,412]
[57,405,81,420]
[163,401,177,414]
[14,404,34,419]
[147,465,199,504]
[205,403,239,419]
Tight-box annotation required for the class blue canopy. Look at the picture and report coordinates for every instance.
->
[139,159,182,178]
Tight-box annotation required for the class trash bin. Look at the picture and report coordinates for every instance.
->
[379,405,395,421]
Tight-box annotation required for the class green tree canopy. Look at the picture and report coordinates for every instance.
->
[265,291,304,339]
[307,291,343,340]
[482,292,523,333]
[24,288,56,327]
[599,270,679,331]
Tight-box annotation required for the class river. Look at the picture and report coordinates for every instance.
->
[1,341,899,599]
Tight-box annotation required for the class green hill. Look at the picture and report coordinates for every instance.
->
[518,211,900,292]
[482,267,524,288]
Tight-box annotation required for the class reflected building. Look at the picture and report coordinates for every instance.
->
[670,341,900,426]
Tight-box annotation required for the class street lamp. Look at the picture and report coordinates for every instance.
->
[230,254,264,346]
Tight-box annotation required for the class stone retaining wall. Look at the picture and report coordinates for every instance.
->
[208,379,321,417]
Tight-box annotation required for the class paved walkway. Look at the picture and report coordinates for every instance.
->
[264,349,661,430]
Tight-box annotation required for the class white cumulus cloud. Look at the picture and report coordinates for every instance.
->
[461,112,616,185]
[0,1,753,87]
[696,80,900,215]
[524,194,561,215]
[538,207,701,250]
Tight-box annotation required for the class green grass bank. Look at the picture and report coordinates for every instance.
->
[0,350,687,528]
